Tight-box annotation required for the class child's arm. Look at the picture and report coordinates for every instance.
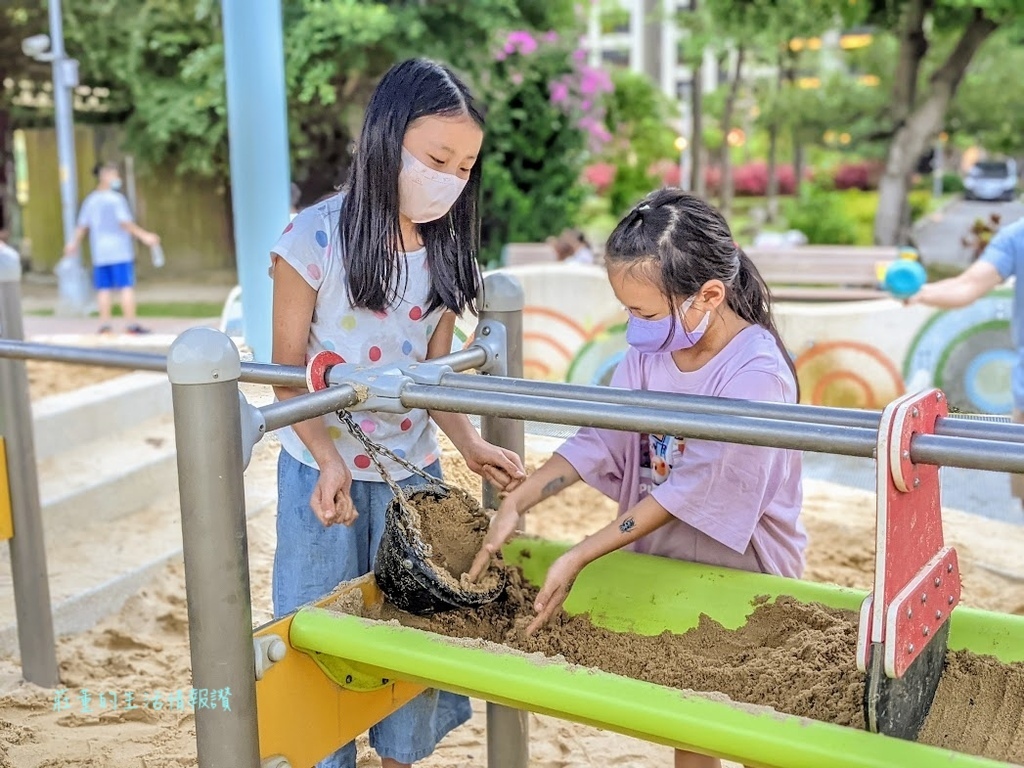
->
[466,454,582,581]
[271,256,356,527]
[525,496,672,635]
[425,311,524,488]
[63,225,87,256]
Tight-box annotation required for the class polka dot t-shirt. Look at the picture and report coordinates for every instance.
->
[271,193,444,482]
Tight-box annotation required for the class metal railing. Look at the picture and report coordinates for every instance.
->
[5,252,1024,767]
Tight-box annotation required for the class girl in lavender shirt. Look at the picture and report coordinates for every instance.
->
[470,189,805,768]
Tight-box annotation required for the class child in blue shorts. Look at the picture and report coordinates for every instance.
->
[64,161,160,334]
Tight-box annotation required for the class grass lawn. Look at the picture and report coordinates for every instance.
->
[28,301,224,318]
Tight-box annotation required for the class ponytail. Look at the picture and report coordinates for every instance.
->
[730,250,800,400]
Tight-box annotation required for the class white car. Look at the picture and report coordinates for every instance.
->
[964,160,1018,202]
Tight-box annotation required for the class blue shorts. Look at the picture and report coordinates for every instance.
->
[93,261,135,290]
[273,449,471,767]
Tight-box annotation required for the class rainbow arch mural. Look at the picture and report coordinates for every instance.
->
[454,266,1016,415]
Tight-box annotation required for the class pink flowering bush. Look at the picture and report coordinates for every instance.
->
[478,28,615,264]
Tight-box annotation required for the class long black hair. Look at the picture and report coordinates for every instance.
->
[605,188,799,394]
[340,58,484,315]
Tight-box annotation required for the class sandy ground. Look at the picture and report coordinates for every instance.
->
[0,437,1022,767]
[25,361,128,401]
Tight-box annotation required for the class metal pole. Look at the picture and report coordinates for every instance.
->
[401,386,1024,475]
[48,0,78,250]
[0,250,59,686]
[436,372,1024,445]
[478,273,529,768]
[221,0,290,363]
[167,328,260,768]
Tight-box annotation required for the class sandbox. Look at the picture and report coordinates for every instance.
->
[310,537,1024,768]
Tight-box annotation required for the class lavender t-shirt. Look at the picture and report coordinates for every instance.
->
[556,325,806,578]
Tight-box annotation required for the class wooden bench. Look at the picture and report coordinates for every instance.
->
[502,242,558,267]
[744,245,901,301]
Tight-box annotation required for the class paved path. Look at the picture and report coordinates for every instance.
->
[915,197,1024,268]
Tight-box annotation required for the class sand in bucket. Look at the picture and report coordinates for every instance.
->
[332,410,507,614]
[375,485,507,615]
[403,487,505,594]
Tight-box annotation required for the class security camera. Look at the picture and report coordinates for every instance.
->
[21,35,52,60]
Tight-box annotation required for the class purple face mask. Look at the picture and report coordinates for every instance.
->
[625,296,710,353]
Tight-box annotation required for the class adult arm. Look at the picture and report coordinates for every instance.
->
[909,260,1004,309]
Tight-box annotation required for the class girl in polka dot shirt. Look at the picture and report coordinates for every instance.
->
[268,59,524,768]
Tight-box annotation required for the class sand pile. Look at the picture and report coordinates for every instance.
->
[0,439,1021,767]
[336,566,1024,765]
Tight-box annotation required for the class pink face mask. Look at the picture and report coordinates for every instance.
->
[398,148,468,223]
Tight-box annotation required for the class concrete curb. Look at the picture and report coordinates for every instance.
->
[32,372,172,461]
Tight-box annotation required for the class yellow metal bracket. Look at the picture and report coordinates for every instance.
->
[253,578,424,768]
[0,438,14,541]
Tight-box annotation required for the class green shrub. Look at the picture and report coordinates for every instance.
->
[942,173,965,194]
[908,189,931,222]
[784,187,859,245]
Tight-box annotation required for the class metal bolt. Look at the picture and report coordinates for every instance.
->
[481,326,491,336]
[345,675,353,684]
[948,595,955,605]
[908,644,915,654]
[402,559,413,570]
[923,626,930,636]
[934,577,941,587]
[921,593,928,603]
[902,450,910,459]
[914,477,921,488]
[935,610,942,620]
[947,563,953,573]
[936,392,944,401]
[906,607,913,619]
[912,407,920,418]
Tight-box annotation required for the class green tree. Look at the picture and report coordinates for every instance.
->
[478,30,609,264]
[600,68,678,216]
[701,0,861,217]
[871,0,1017,245]
[947,28,1024,156]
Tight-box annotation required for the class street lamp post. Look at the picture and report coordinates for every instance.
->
[23,0,85,315]
[23,0,79,250]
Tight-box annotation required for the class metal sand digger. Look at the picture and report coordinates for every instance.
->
[2,265,1024,767]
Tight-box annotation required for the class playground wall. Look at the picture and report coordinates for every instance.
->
[454,264,1016,415]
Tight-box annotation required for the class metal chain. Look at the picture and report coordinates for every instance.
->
[335,410,444,502]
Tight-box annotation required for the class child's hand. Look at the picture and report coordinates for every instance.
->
[310,459,356,527]
[460,436,525,491]
[525,551,584,636]
[467,500,522,582]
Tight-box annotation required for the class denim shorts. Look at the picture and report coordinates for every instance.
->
[273,448,472,767]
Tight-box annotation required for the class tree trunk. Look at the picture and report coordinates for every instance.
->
[690,50,705,197]
[765,53,784,223]
[875,11,998,245]
[793,137,805,197]
[718,45,745,219]
[766,124,779,223]
[891,0,932,126]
